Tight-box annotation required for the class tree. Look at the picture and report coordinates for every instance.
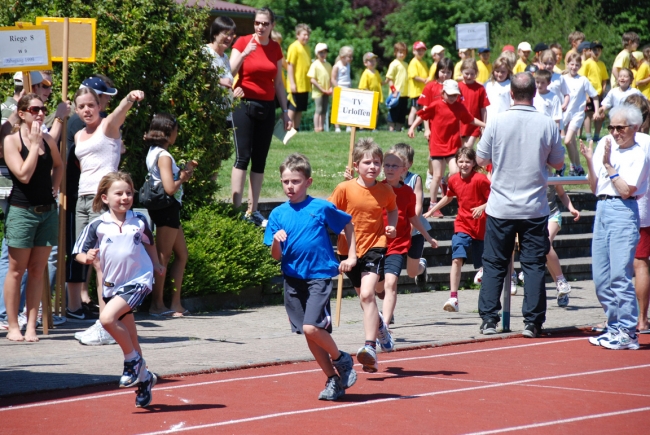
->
[0,0,231,216]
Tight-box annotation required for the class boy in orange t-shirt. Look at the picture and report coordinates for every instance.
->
[329,138,398,374]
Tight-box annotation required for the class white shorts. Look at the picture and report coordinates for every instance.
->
[562,111,585,133]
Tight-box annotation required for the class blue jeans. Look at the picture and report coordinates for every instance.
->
[0,239,57,320]
[592,198,640,334]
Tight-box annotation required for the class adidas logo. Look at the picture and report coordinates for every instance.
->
[106,238,113,243]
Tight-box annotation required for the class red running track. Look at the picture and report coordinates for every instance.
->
[2,330,650,434]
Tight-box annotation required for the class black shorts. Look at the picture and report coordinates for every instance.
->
[388,96,410,125]
[585,95,600,112]
[408,233,425,259]
[289,92,308,112]
[148,199,181,229]
[283,275,332,334]
[338,247,386,288]
[103,283,152,312]
[410,98,422,109]
[430,153,457,160]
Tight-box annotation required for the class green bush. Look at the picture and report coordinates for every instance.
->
[0,0,232,217]
[182,203,280,296]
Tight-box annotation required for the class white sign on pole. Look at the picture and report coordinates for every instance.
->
[0,26,52,72]
[455,22,490,50]
[330,87,378,129]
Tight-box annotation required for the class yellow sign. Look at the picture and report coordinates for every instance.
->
[330,87,379,129]
[36,17,96,63]
[0,25,52,73]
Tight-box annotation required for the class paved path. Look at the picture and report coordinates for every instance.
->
[0,281,605,398]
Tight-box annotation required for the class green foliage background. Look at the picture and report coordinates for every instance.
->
[0,0,232,217]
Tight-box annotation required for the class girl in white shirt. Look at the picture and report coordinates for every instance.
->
[484,57,512,124]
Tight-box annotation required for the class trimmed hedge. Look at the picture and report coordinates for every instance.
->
[182,203,280,296]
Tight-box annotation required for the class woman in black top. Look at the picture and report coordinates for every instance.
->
[2,94,63,342]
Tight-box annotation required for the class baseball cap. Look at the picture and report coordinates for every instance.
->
[413,41,426,50]
[431,45,445,55]
[13,71,49,87]
[459,48,470,53]
[533,43,549,52]
[478,47,491,54]
[79,76,118,96]
[524,64,539,73]
[442,79,461,95]
[591,41,604,50]
[577,41,592,53]
[502,45,515,53]
[518,42,532,52]
[315,42,328,55]
[363,52,378,62]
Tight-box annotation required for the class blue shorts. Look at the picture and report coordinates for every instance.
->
[548,210,562,229]
[379,254,406,281]
[283,275,332,334]
[451,232,484,269]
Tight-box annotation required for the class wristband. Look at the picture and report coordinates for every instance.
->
[54,117,64,124]
[282,109,288,113]
[609,173,619,180]
[126,98,136,104]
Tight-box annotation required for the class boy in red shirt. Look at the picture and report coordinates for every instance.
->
[426,147,490,312]
[408,80,485,214]
[375,146,438,331]
[458,59,490,148]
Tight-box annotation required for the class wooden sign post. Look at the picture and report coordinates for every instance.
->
[34,18,96,331]
[329,88,379,327]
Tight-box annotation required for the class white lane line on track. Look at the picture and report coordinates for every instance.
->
[134,363,650,435]
[0,337,585,412]
[463,406,650,435]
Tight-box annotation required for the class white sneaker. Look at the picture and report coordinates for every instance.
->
[556,279,571,296]
[335,127,341,133]
[425,171,433,190]
[80,322,117,345]
[473,267,483,285]
[600,330,639,350]
[510,273,517,295]
[415,258,428,288]
[18,312,27,331]
[518,271,525,284]
[75,320,101,341]
[443,297,459,312]
[0,319,8,330]
[346,126,351,133]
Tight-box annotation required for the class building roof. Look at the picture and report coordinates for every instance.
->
[175,0,256,15]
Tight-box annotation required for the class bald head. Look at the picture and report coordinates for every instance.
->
[511,72,536,103]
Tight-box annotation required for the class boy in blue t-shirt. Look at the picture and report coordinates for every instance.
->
[264,153,358,401]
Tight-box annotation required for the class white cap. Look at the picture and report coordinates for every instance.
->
[13,71,46,87]
[518,42,532,52]
[431,45,445,55]
[315,43,328,55]
[442,79,461,95]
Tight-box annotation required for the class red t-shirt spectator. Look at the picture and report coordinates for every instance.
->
[459,81,490,137]
[382,181,416,255]
[418,99,474,157]
[446,171,491,240]
[233,35,283,101]
[417,81,444,107]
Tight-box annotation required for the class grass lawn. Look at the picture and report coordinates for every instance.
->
[214,129,593,201]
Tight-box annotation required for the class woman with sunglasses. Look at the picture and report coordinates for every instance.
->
[2,94,63,342]
[229,6,292,228]
[580,104,650,350]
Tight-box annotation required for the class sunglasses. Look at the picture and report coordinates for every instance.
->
[607,125,630,133]
[254,21,271,27]
[25,106,48,115]
[38,84,52,90]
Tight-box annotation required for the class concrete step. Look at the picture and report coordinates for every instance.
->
[332,256,594,292]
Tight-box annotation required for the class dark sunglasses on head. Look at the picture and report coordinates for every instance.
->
[607,125,630,133]
[26,106,48,115]
[254,21,271,27]
[38,84,52,90]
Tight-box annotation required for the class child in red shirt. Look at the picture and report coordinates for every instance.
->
[458,59,490,148]
[408,80,485,214]
[375,147,438,329]
[425,147,490,313]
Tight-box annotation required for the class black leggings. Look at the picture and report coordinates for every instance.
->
[232,99,276,174]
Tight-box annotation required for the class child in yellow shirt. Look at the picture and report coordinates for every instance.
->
[513,42,531,73]
[308,42,333,132]
[407,41,428,127]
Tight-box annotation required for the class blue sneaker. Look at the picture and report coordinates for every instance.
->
[601,330,639,350]
[356,345,378,373]
[119,355,147,388]
[377,312,395,352]
[588,331,615,347]
[332,351,357,389]
[135,371,157,408]
[557,293,569,307]
[318,375,345,401]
